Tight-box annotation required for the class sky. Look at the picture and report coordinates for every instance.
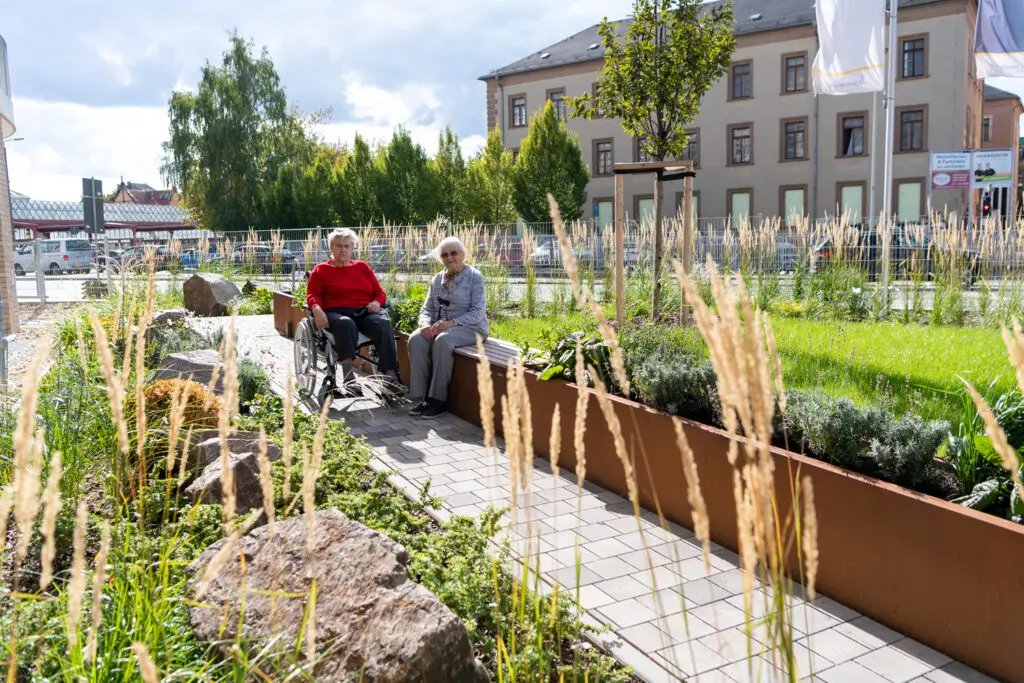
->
[2,0,633,201]
[3,1,1024,203]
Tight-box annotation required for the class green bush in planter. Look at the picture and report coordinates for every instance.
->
[629,351,720,424]
[870,413,949,489]
[781,391,886,470]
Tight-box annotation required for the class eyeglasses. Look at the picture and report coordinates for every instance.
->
[439,251,459,258]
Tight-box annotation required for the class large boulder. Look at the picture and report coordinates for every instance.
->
[187,508,489,683]
[184,451,264,512]
[153,349,223,392]
[183,273,242,317]
[184,431,282,477]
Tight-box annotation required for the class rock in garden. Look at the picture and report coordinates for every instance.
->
[187,508,489,683]
[184,431,282,476]
[183,273,242,317]
[150,308,190,327]
[184,451,264,512]
[153,349,223,392]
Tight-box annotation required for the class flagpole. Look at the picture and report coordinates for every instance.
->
[880,0,898,307]
[868,90,879,229]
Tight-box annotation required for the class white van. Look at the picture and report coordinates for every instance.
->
[13,238,93,275]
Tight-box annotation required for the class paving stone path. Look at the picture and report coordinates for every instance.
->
[219,315,998,683]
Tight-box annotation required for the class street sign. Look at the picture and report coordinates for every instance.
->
[82,177,104,234]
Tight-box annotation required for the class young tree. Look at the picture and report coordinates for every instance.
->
[162,32,313,232]
[466,126,517,224]
[375,127,437,224]
[510,101,589,223]
[568,0,736,320]
[337,134,381,226]
[432,126,468,223]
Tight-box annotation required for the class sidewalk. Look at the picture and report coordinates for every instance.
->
[227,315,996,683]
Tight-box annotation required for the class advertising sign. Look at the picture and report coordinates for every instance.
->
[970,149,1015,189]
[930,152,972,190]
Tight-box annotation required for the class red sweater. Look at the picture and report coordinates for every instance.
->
[306,260,387,310]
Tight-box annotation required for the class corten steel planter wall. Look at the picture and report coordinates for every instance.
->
[423,347,1024,683]
[272,291,306,339]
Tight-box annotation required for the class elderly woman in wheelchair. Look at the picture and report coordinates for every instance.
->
[298,228,402,399]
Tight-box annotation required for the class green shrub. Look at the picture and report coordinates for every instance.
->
[238,358,271,412]
[231,286,274,315]
[781,390,886,470]
[870,413,949,488]
[388,283,428,333]
[630,351,720,424]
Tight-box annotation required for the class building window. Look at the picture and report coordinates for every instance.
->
[838,183,865,224]
[901,36,926,79]
[548,89,566,121]
[511,148,520,163]
[636,136,652,163]
[729,124,753,165]
[783,53,806,93]
[983,116,992,142]
[840,114,866,157]
[594,139,613,176]
[728,189,752,223]
[899,108,926,152]
[782,119,807,160]
[730,61,752,100]
[896,180,923,223]
[510,95,527,128]
[679,129,699,167]
[592,82,608,117]
[781,186,806,227]
[675,191,700,225]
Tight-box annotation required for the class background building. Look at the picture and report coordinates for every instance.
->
[479,0,1020,228]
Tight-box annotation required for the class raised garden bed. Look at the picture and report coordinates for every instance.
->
[394,333,1024,683]
[272,290,306,338]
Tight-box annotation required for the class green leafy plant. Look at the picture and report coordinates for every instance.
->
[534,332,614,389]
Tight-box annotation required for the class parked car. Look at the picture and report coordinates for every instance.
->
[283,239,330,271]
[232,244,299,274]
[368,245,408,268]
[115,245,179,271]
[13,238,93,275]
[811,231,981,287]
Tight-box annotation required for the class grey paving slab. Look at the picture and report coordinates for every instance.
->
[234,309,980,683]
[598,598,661,629]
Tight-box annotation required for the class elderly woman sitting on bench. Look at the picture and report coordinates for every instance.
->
[407,236,489,419]
[306,228,400,396]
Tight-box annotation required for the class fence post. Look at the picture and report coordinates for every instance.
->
[682,168,694,326]
[33,238,46,304]
[614,172,624,327]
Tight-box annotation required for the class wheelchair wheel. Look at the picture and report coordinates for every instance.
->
[294,319,318,399]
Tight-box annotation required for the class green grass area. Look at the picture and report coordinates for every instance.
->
[769,317,1014,425]
[489,314,1015,426]
[489,312,598,352]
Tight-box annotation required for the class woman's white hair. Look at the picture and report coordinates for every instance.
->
[435,236,466,261]
[328,228,359,249]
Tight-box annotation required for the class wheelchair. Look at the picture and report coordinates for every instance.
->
[293,305,403,406]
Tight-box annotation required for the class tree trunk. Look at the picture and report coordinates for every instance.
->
[651,176,664,321]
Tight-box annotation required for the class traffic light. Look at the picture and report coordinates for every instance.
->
[982,192,992,217]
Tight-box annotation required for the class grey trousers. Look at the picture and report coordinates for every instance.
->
[407,326,483,403]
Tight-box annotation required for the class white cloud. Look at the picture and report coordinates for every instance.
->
[3,0,637,200]
[5,98,169,201]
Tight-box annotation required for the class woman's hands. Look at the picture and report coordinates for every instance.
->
[367,301,381,314]
[312,306,329,329]
[420,319,456,342]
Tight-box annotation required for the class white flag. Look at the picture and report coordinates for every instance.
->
[812,0,886,95]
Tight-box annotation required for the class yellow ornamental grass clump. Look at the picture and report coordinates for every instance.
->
[127,379,222,428]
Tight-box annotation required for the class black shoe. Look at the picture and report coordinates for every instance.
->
[338,378,363,398]
[409,400,430,417]
[421,399,448,419]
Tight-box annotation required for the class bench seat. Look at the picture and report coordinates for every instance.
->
[453,337,522,367]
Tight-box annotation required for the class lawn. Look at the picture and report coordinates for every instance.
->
[770,317,1015,425]
[489,314,1015,427]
